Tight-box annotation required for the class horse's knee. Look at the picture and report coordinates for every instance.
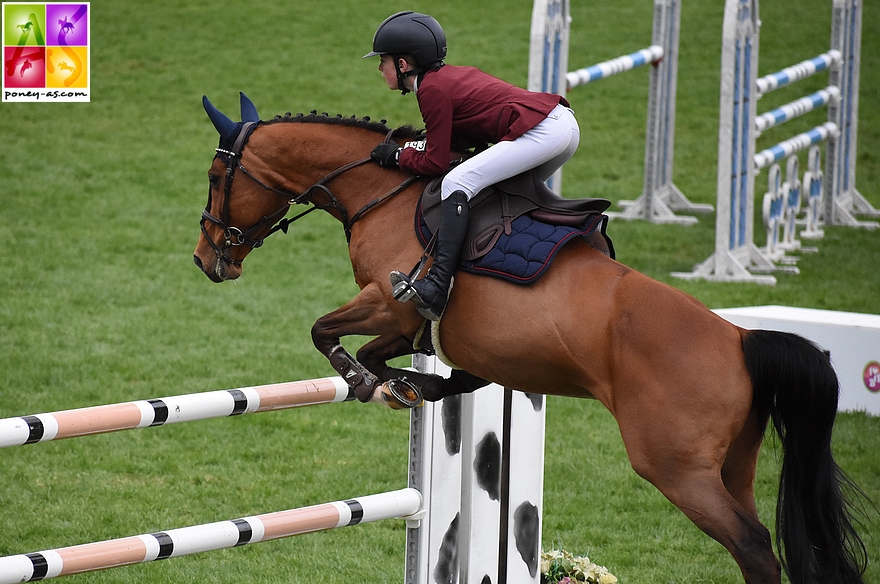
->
[310,319,333,352]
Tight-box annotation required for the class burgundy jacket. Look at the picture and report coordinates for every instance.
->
[398,65,569,176]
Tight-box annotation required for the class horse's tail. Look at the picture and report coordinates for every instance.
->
[742,329,868,584]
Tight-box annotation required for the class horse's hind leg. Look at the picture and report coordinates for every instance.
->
[627,446,781,583]
[669,474,780,583]
[357,333,437,405]
[720,409,766,521]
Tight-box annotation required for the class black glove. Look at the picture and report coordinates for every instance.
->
[371,143,401,167]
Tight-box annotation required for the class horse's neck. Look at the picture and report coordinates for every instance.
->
[254,123,421,225]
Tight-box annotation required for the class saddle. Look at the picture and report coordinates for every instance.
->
[410,171,615,362]
[417,170,614,265]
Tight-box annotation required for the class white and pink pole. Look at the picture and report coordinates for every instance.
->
[0,488,422,584]
[0,377,351,448]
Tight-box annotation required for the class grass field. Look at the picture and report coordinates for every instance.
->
[1,0,878,582]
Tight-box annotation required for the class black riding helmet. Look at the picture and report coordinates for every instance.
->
[363,11,447,93]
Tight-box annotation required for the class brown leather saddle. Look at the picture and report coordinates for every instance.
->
[418,171,613,261]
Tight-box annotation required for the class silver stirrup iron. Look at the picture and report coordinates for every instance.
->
[390,270,418,302]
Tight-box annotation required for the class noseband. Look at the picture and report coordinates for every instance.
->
[200,123,418,268]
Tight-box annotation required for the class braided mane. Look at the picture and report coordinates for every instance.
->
[265,110,421,140]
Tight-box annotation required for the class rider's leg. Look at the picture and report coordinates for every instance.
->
[392,190,470,320]
[439,104,579,199]
[392,105,579,320]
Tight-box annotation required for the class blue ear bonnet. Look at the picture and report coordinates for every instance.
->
[203,92,260,149]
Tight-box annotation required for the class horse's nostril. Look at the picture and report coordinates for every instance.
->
[193,255,204,270]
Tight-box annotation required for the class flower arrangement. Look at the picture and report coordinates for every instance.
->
[540,549,618,584]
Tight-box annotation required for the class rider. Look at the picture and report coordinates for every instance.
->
[364,11,580,321]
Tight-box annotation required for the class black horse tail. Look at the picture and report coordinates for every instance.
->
[742,329,868,584]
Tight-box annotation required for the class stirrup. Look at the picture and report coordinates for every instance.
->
[390,270,418,302]
[390,271,446,321]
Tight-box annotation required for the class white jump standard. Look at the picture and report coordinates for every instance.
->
[528,0,710,224]
[826,0,877,227]
[673,0,872,285]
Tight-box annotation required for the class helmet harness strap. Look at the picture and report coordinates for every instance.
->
[392,56,411,95]
[393,58,443,95]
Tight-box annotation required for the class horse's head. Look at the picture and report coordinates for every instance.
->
[194,94,428,284]
[193,93,293,282]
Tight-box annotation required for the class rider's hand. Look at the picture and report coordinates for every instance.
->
[371,143,401,167]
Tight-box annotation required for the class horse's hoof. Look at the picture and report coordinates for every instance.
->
[372,379,423,410]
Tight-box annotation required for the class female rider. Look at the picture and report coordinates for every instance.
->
[365,11,580,320]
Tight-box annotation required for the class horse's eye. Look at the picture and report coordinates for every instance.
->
[209,173,220,187]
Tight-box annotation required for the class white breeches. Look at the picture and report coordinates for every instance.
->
[441,104,580,200]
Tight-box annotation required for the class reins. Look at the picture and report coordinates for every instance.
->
[201,124,417,268]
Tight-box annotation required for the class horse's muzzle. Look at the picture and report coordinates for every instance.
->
[193,254,230,283]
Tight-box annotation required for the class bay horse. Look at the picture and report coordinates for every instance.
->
[192,93,867,584]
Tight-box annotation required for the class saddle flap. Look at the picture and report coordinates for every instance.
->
[420,180,539,261]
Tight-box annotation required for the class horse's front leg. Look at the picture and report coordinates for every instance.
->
[358,332,492,404]
[355,333,429,409]
[310,283,420,404]
[355,333,417,382]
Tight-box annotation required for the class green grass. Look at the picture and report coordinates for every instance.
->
[1,0,878,582]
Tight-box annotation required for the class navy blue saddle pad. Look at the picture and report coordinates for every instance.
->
[417,210,608,285]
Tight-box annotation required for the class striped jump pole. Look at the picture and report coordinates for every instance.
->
[755,87,840,134]
[755,50,840,94]
[528,0,710,225]
[565,45,664,89]
[0,488,422,584]
[0,355,547,583]
[0,376,351,448]
[755,122,839,171]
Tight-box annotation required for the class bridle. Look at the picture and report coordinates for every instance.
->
[200,122,419,268]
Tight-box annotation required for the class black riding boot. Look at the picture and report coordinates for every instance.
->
[391,190,470,320]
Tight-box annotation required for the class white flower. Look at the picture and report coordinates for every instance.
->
[540,548,616,584]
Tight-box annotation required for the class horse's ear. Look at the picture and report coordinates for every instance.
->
[239,92,259,122]
[202,95,238,143]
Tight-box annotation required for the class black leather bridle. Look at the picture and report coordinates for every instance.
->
[200,123,420,268]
